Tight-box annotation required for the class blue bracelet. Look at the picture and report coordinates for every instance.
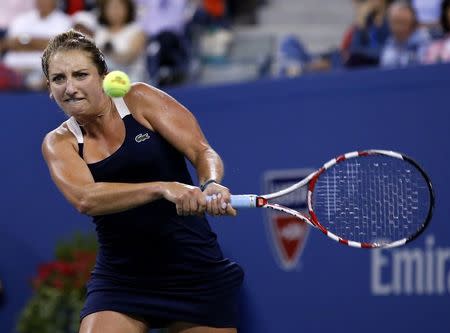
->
[200,179,217,192]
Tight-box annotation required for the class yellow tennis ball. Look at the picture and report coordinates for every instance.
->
[102,70,131,97]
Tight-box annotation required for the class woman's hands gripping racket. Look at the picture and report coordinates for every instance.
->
[227,150,435,249]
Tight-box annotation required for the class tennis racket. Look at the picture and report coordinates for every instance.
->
[229,150,435,249]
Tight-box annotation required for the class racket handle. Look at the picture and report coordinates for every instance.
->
[205,194,258,208]
[230,195,258,208]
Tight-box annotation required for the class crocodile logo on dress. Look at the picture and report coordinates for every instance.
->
[135,133,150,143]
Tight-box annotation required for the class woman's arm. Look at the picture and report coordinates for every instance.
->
[42,126,204,216]
[127,83,236,216]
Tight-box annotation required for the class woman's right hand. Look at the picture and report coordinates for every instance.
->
[162,182,207,216]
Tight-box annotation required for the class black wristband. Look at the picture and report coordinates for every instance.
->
[200,179,217,192]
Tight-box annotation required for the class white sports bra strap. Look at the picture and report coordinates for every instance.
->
[66,117,83,144]
[66,98,130,142]
[112,97,131,118]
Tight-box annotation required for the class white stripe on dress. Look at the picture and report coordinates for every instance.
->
[112,97,131,118]
[66,117,84,143]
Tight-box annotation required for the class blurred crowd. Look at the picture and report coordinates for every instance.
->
[275,0,450,77]
[0,0,449,91]
[0,0,263,90]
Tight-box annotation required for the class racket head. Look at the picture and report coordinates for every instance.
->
[307,150,435,248]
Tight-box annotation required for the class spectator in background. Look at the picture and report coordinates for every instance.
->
[272,35,313,77]
[137,0,192,86]
[0,63,24,90]
[1,0,72,90]
[380,0,430,67]
[421,0,450,64]
[72,10,98,38]
[96,0,148,83]
[0,0,34,38]
[0,0,31,90]
[204,0,227,20]
[272,0,375,77]
[412,0,442,31]
[341,0,372,64]
[190,0,233,65]
[228,0,259,25]
[137,0,191,37]
[192,0,230,29]
[346,0,392,68]
[61,0,97,15]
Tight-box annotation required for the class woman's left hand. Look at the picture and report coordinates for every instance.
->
[203,182,237,217]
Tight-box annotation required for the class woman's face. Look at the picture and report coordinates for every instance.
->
[105,0,129,26]
[47,50,106,118]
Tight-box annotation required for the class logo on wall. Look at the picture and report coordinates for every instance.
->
[371,235,450,296]
[263,169,313,271]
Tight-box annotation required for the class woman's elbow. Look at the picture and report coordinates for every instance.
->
[73,193,96,215]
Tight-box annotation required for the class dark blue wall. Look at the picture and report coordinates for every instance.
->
[1,64,450,333]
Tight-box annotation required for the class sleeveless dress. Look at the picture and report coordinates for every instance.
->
[67,97,244,328]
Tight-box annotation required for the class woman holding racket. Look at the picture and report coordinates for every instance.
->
[41,29,243,333]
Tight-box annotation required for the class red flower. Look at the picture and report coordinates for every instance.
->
[31,247,96,292]
[53,261,76,277]
[51,278,64,290]
[37,263,55,280]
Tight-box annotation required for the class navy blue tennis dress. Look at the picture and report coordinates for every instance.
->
[66,97,244,328]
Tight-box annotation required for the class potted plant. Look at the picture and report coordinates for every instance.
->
[17,233,97,333]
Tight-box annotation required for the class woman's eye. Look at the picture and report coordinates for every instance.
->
[52,76,64,83]
[76,72,88,78]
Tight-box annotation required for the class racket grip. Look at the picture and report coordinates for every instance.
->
[205,194,258,208]
[230,195,258,208]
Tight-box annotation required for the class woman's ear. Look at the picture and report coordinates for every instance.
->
[47,80,52,99]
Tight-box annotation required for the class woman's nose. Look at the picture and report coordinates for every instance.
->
[65,78,77,95]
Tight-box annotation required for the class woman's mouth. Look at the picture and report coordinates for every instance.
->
[64,97,85,103]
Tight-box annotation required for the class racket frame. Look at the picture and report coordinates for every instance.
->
[231,150,435,249]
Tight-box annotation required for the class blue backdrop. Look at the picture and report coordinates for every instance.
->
[1,64,449,333]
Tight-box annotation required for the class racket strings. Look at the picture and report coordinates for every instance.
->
[312,157,430,243]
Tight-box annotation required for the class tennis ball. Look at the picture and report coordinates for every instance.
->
[102,70,131,97]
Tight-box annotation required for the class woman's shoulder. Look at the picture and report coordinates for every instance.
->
[123,82,159,115]
[42,121,77,150]
[125,82,171,107]
[123,82,178,128]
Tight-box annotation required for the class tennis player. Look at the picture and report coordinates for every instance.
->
[41,29,244,333]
